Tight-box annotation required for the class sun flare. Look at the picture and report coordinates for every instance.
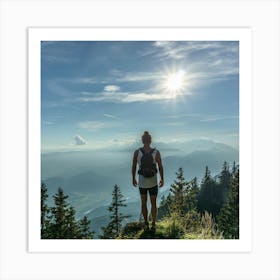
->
[164,70,186,97]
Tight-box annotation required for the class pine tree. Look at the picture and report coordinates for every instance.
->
[217,169,239,239]
[157,195,166,219]
[218,161,231,203]
[185,177,199,211]
[64,206,81,239]
[100,184,130,239]
[49,188,70,238]
[158,168,198,219]
[202,166,211,184]
[158,193,172,219]
[232,161,238,175]
[41,185,94,239]
[198,166,211,213]
[78,216,95,239]
[41,182,50,238]
[198,166,220,216]
[170,167,187,215]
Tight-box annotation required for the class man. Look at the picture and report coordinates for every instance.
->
[132,131,164,232]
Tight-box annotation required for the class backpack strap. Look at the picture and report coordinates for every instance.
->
[140,148,155,155]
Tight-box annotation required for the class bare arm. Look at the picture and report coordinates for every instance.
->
[155,150,164,187]
[132,150,138,187]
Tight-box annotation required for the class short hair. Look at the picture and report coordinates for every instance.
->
[141,131,152,144]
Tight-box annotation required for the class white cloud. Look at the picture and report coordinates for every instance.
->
[153,41,238,60]
[70,77,99,84]
[54,70,161,88]
[121,92,174,103]
[104,85,120,92]
[110,136,140,146]
[77,90,186,104]
[199,115,239,122]
[73,135,86,145]
[154,41,173,48]
[153,41,186,59]
[104,113,120,120]
[77,121,105,131]
[114,71,163,82]
[153,41,239,79]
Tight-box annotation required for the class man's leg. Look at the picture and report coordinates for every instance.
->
[140,194,148,223]
[150,195,157,227]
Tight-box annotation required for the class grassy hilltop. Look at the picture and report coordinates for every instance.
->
[120,211,224,240]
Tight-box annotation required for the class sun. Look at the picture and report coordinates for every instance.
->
[164,70,186,96]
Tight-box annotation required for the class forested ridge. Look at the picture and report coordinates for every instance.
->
[41,161,239,239]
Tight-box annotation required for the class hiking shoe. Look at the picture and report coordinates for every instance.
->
[143,222,149,231]
[150,224,156,234]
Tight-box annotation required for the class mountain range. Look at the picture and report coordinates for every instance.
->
[42,138,239,223]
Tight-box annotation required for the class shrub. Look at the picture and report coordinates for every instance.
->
[197,211,223,239]
[164,212,186,239]
[183,209,201,233]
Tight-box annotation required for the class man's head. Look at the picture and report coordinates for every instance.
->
[142,131,152,145]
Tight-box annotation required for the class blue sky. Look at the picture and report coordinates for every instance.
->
[41,41,239,152]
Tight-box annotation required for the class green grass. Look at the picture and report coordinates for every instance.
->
[121,214,224,240]
[121,220,192,239]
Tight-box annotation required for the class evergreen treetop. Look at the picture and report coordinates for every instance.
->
[100,184,130,239]
[41,185,94,239]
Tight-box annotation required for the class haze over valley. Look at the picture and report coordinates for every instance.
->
[42,138,238,235]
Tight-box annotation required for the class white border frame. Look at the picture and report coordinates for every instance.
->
[28,27,252,253]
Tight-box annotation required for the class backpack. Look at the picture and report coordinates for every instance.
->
[138,148,157,178]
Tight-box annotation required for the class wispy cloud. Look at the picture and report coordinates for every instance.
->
[199,115,239,122]
[77,90,187,104]
[69,77,100,84]
[121,92,177,102]
[104,85,120,92]
[46,80,73,97]
[153,41,186,59]
[113,71,163,82]
[42,41,239,108]
[163,113,239,124]
[41,42,80,64]
[153,41,239,81]
[49,70,163,89]
[153,41,238,60]
[165,113,202,119]
[164,121,186,127]
[77,121,106,131]
[77,120,122,132]
[103,113,120,120]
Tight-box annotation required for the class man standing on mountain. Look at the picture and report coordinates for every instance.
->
[132,131,164,233]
